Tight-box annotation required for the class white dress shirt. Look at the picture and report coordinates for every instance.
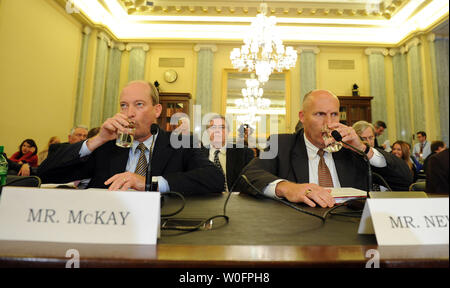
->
[263,134,387,198]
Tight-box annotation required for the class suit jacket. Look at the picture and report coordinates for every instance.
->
[201,144,254,190]
[239,129,413,194]
[38,130,224,195]
[425,148,449,194]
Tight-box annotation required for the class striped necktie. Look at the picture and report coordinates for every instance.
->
[213,149,228,192]
[317,149,334,188]
[134,143,148,176]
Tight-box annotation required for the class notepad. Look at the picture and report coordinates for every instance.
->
[331,188,367,203]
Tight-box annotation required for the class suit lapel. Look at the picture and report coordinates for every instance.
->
[110,144,130,176]
[150,130,174,175]
[291,131,309,183]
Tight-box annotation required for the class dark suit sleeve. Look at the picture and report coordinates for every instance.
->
[38,141,94,184]
[163,147,225,195]
[372,149,413,191]
[426,149,449,194]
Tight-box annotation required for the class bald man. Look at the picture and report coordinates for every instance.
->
[39,81,224,195]
[240,90,396,207]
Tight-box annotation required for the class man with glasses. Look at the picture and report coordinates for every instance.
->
[203,115,254,192]
[353,120,412,191]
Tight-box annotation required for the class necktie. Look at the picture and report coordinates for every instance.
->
[134,143,148,176]
[420,143,424,154]
[213,149,228,192]
[317,149,334,188]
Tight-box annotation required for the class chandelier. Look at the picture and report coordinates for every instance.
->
[230,3,297,84]
[235,78,271,125]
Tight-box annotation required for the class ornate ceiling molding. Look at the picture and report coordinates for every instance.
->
[365,48,389,56]
[193,44,218,52]
[125,43,150,52]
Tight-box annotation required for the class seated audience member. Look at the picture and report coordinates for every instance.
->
[353,121,413,191]
[9,139,39,168]
[391,140,417,182]
[423,140,446,172]
[202,115,254,191]
[425,148,449,194]
[373,120,387,149]
[38,80,224,194]
[412,131,431,163]
[46,125,88,159]
[239,90,412,207]
[238,123,259,157]
[38,136,60,165]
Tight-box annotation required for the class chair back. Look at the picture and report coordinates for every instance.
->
[409,181,426,191]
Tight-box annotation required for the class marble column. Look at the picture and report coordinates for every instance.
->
[90,31,110,128]
[127,43,149,82]
[73,26,91,127]
[433,35,449,145]
[365,48,389,144]
[389,47,412,143]
[405,37,426,133]
[102,42,125,123]
[297,46,320,103]
[194,44,217,118]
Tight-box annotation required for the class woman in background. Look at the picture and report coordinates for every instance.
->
[9,139,39,167]
[392,140,417,182]
[38,136,60,165]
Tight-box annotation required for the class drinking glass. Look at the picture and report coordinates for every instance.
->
[116,121,135,148]
[322,125,342,153]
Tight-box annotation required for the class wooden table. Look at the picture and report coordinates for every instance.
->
[0,193,448,268]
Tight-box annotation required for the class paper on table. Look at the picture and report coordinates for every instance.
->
[331,187,367,203]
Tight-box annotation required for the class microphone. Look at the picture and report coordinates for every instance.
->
[145,123,159,192]
[331,130,372,193]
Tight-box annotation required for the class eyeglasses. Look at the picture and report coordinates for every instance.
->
[360,136,375,141]
[209,125,226,130]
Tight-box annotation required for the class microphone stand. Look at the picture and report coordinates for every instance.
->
[145,124,159,192]
[331,131,372,193]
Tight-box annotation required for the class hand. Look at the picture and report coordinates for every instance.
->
[275,182,335,208]
[87,113,130,151]
[18,163,30,176]
[104,172,145,191]
[327,122,374,158]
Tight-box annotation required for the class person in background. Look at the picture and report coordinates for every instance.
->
[425,148,449,194]
[46,125,89,160]
[423,140,447,173]
[373,121,387,149]
[8,139,39,176]
[412,131,431,163]
[353,121,413,191]
[238,123,259,157]
[392,140,417,182]
[38,136,60,165]
[9,139,39,168]
[204,115,254,191]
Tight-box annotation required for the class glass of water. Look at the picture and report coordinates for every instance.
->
[322,125,342,153]
[116,121,135,148]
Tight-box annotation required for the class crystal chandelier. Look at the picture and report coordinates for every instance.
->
[230,3,297,84]
[235,78,271,125]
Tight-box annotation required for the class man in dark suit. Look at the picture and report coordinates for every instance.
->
[202,115,254,191]
[373,120,387,149]
[240,90,410,208]
[39,81,224,195]
[425,148,449,194]
[352,120,413,191]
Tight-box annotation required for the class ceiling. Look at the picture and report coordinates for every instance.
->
[66,0,449,45]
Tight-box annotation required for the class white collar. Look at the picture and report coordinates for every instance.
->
[131,133,158,154]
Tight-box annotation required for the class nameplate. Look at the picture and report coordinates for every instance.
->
[0,187,160,245]
[358,198,449,245]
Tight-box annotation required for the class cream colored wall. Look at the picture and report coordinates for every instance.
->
[0,0,82,157]
[317,47,370,96]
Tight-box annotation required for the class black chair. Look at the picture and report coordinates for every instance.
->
[409,181,426,191]
[0,176,41,194]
